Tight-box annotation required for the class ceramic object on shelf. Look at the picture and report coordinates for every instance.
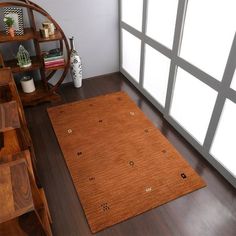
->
[17,45,32,68]
[69,37,82,88]
[40,28,49,38]
[42,21,55,36]
[8,26,15,37]
[20,76,36,93]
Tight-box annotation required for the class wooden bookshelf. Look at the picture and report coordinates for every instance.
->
[0,1,70,106]
[0,68,52,235]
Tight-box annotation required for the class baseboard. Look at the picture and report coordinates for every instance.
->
[62,71,121,87]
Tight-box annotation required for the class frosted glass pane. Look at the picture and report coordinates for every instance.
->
[121,0,143,31]
[230,70,236,91]
[180,0,236,81]
[122,29,141,82]
[143,44,171,106]
[146,0,178,49]
[210,99,236,177]
[170,68,218,144]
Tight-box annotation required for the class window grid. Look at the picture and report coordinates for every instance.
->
[119,0,236,188]
[139,0,148,87]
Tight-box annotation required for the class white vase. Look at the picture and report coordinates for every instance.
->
[69,37,82,88]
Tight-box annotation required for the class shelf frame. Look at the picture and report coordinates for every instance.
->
[0,0,70,106]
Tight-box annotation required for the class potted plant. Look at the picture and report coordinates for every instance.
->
[4,16,15,37]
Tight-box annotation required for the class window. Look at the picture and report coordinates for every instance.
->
[210,99,236,177]
[120,0,236,184]
[170,68,218,144]
[230,70,236,91]
[121,0,143,31]
[146,0,178,49]
[122,29,141,82]
[180,0,236,80]
[143,44,171,106]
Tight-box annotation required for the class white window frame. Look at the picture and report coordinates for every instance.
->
[119,0,236,188]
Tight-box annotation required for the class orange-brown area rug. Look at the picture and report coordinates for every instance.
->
[48,92,206,233]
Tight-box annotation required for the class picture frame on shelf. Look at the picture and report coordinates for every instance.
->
[3,7,24,35]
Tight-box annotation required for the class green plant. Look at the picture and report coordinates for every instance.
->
[3,16,14,27]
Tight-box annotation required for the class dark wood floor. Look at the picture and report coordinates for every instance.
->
[25,73,236,236]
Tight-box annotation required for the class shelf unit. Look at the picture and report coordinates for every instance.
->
[0,68,52,234]
[0,0,70,106]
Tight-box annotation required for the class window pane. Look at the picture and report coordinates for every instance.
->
[122,29,141,82]
[121,0,143,31]
[180,0,236,81]
[230,70,236,91]
[210,99,236,177]
[146,0,178,49]
[170,68,218,144]
[143,44,171,106]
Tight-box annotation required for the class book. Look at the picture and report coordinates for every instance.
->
[44,52,63,59]
[45,63,65,68]
[43,48,63,60]
[44,55,64,62]
[44,60,65,69]
[44,58,65,65]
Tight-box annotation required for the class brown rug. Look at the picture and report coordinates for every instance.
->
[48,92,206,233]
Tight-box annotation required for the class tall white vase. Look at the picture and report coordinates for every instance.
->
[69,37,82,88]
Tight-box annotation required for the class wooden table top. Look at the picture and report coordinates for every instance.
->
[0,159,34,224]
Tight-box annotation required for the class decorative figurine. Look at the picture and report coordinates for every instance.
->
[42,21,55,36]
[17,45,32,68]
[40,27,49,38]
[69,37,82,88]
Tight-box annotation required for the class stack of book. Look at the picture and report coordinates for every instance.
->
[43,49,65,69]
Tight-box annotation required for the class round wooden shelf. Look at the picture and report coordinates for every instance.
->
[0,0,70,106]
